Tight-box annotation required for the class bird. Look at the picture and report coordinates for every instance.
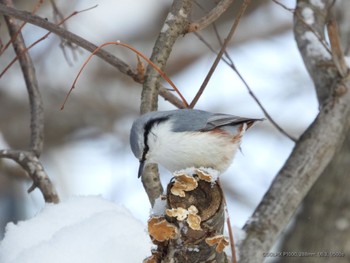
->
[130,109,262,178]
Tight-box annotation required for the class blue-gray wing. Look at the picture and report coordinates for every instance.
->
[201,113,261,131]
[169,109,262,132]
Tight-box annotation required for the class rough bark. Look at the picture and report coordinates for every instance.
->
[279,136,350,263]
[237,1,350,262]
[0,0,59,203]
[277,1,350,261]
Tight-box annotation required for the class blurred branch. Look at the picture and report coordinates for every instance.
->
[237,1,350,262]
[0,3,185,109]
[188,0,234,32]
[0,0,59,203]
[0,3,139,80]
[0,0,43,56]
[206,23,297,141]
[140,0,192,113]
[327,16,349,78]
[49,0,80,65]
[0,150,59,203]
[2,0,43,155]
[140,0,193,206]
[293,0,336,105]
[189,0,250,108]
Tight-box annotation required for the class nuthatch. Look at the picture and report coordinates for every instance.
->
[130,109,262,178]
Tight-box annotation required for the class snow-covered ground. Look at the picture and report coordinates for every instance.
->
[0,196,152,263]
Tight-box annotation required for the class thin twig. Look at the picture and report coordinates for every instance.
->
[61,41,189,109]
[188,0,234,32]
[273,0,332,56]
[50,0,82,65]
[272,0,295,12]
[189,0,251,108]
[327,16,349,77]
[195,19,297,142]
[218,178,237,263]
[0,3,138,79]
[1,6,96,78]
[0,0,43,56]
[234,69,297,141]
[0,3,185,109]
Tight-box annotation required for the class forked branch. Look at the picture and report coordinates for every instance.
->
[0,0,59,203]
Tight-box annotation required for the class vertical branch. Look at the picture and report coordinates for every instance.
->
[189,0,250,108]
[140,0,192,113]
[140,0,193,206]
[293,0,337,106]
[1,0,59,203]
[2,0,44,155]
[188,0,234,32]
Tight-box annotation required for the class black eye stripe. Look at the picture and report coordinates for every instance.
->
[141,116,169,161]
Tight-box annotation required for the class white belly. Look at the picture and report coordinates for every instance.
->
[147,121,241,173]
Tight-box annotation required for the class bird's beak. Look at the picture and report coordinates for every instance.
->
[138,160,145,178]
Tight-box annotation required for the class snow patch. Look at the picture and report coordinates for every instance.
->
[151,196,167,216]
[335,218,349,231]
[310,0,325,9]
[344,56,350,68]
[301,7,314,25]
[302,31,331,60]
[0,196,152,263]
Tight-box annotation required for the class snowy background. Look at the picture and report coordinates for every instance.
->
[0,0,319,261]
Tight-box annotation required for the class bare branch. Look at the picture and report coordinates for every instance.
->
[0,3,139,80]
[0,0,59,203]
[158,86,187,109]
[231,68,297,142]
[293,0,337,106]
[0,150,59,203]
[237,1,350,261]
[189,0,250,108]
[327,16,349,78]
[195,29,297,141]
[0,0,43,56]
[0,3,186,109]
[238,83,350,263]
[139,0,193,206]
[188,0,234,33]
[140,0,192,113]
[2,0,43,155]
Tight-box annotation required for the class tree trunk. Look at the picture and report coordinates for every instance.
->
[278,136,350,263]
[278,1,350,262]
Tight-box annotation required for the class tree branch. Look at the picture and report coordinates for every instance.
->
[237,1,350,261]
[238,87,350,262]
[0,3,186,109]
[188,0,234,33]
[1,0,59,203]
[189,0,250,108]
[0,150,59,203]
[139,0,193,206]
[293,0,337,106]
[0,3,138,80]
[2,0,44,155]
